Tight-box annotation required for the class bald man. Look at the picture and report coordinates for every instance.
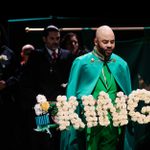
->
[60,25,132,150]
[20,44,35,65]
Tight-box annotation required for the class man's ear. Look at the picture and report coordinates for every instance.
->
[21,52,24,57]
[94,38,97,46]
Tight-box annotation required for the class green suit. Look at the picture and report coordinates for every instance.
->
[60,51,132,150]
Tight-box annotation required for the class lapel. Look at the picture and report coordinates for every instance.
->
[43,48,53,64]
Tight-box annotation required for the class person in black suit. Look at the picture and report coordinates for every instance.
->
[19,25,72,150]
[0,24,20,149]
[60,32,90,61]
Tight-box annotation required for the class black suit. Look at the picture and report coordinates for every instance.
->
[19,47,72,150]
[0,45,20,149]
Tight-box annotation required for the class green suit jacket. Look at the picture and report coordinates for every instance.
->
[60,51,132,150]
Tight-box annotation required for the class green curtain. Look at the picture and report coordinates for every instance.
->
[115,30,150,150]
[115,31,150,89]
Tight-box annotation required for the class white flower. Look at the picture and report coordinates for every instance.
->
[96,91,128,127]
[127,89,150,124]
[0,54,8,61]
[56,95,85,130]
[34,94,50,115]
[34,104,42,115]
[36,94,47,103]
[82,95,97,128]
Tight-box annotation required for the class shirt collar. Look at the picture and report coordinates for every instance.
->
[46,46,58,56]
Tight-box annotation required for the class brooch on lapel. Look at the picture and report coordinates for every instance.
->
[111,59,116,62]
[91,58,95,62]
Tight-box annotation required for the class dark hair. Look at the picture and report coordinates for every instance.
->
[43,25,59,37]
[61,32,79,49]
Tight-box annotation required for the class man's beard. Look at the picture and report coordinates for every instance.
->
[99,48,111,62]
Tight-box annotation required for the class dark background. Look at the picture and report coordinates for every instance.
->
[0,0,150,56]
[1,3,150,73]
[4,13,150,55]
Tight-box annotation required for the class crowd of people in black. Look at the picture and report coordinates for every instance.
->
[0,24,90,150]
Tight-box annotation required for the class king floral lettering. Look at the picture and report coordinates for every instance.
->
[47,89,150,130]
